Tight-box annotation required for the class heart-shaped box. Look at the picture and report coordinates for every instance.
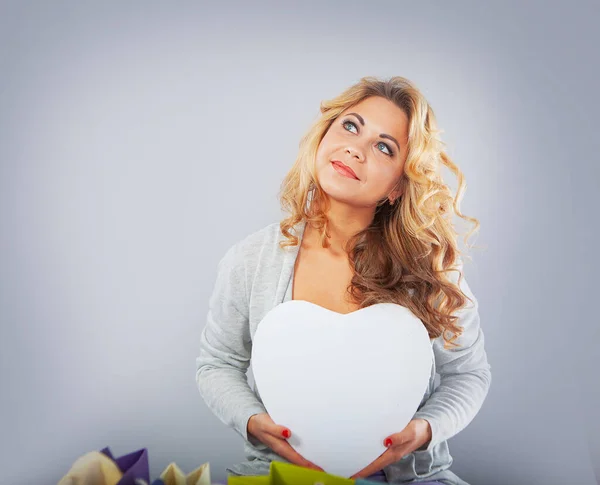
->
[252,300,433,477]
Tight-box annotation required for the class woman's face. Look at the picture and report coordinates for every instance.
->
[315,96,409,208]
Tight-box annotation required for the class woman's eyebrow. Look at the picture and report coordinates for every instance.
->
[346,112,401,151]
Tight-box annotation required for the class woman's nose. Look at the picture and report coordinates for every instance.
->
[346,146,365,162]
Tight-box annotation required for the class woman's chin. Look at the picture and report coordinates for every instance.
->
[320,189,363,207]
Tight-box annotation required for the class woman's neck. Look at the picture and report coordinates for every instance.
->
[307,200,375,256]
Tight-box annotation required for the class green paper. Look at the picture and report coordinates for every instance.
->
[269,461,354,485]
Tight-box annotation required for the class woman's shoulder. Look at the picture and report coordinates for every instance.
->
[217,221,291,285]
[221,220,289,265]
[232,220,282,253]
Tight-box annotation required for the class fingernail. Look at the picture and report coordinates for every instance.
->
[384,438,393,447]
[282,429,291,438]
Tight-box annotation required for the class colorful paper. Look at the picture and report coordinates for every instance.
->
[159,462,210,485]
[57,450,123,485]
[269,461,354,485]
[100,447,150,485]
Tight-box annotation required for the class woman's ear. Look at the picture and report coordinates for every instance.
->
[388,187,404,204]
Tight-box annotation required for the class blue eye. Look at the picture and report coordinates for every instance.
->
[377,141,394,156]
[342,120,358,133]
[341,119,394,157]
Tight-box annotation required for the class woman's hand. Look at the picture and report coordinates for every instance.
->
[349,418,433,479]
[247,413,324,472]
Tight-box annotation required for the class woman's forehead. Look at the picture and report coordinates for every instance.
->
[340,97,409,141]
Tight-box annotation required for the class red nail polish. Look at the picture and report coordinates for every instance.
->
[282,429,291,438]
[384,438,393,447]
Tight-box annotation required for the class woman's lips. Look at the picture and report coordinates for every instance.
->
[331,160,359,180]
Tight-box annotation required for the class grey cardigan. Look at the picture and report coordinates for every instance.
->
[195,220,492,485]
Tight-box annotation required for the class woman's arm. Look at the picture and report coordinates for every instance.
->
[195,242,267,442]
[412,260,492,452]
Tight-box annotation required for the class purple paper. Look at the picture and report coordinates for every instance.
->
[100,446,150,485]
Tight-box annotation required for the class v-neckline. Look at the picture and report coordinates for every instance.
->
[284,219,367,316]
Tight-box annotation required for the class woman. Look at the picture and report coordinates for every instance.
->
[196,76,491,485]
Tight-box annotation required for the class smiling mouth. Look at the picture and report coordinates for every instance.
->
[331,161,359,180]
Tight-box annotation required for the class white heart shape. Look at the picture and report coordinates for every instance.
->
[252,300,433,478]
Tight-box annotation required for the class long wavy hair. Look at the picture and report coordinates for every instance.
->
[277,76,481,349]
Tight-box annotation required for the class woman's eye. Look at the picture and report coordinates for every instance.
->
[342,120,358,133]
[342,119,394,157]
[377,141,394,157]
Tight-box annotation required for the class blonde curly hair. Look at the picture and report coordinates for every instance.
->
[277,76,481,349]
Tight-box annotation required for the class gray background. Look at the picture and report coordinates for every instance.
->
[1,1,598,484]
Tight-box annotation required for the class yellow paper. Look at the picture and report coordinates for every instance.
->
[160,462,211,485]
[57,450,123,485]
